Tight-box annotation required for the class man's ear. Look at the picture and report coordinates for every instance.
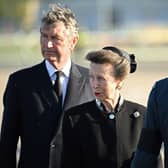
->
[71,35,79,50]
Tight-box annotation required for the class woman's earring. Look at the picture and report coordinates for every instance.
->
[116,84,122,90]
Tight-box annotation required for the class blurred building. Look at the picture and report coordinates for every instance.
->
[33,0,168,46]
[38,0,168,31]
[0,0,168,32]
[0,0,168,46]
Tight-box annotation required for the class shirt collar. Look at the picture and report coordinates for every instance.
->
[96,95,124,113]
[61,59,71,77]
[45,59,71,78]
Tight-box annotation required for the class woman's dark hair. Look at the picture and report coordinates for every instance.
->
[102,46,137,73]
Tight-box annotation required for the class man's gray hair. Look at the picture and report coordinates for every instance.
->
[41,4,79,36]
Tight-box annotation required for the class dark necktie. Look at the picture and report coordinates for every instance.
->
[54,71,62,110]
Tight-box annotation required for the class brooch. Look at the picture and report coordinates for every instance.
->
[133,111,140,118]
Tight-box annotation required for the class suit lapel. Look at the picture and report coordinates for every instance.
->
[63,63,85,111]
[35,61,58,109]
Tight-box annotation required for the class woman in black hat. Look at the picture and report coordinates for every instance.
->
[59,46,162,168]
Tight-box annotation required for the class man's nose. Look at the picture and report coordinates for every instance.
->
[47,41,53,48]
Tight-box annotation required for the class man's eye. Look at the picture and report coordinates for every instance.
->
[51,36,61,40]
[41,34,47,38]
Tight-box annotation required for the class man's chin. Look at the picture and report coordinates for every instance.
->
[45,55,57,60]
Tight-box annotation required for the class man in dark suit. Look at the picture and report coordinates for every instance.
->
[0,4,94,168]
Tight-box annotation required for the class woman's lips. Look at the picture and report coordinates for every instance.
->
[95,92,101,96]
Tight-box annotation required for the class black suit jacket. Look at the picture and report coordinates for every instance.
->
[60,100,146,168]
[0,61,95,168]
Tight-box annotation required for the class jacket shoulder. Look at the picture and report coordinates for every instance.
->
[74,64,89,75]
[123,100,146,121]
[157,77,168,83]
[125,100,146,112]
[6,62,45,88]
[65,100,95,121]
[66,101,93,115]
[10,62,43,78]
[8,62,45,85]
[154,77,168,89]
[150,77,168,99]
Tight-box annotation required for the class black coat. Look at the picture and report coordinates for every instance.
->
[0,61,95,168]
[131,78,168,168]
[61,100,146,168]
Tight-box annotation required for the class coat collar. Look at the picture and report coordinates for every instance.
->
[95,95,124,113]
[63,63,86,111]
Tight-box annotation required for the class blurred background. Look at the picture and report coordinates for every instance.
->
[0,0,168,121]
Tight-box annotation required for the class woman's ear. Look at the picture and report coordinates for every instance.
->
[116,81,123,90]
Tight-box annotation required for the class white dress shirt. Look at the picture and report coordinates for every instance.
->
[45,59,71,106]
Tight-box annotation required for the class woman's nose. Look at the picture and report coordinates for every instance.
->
[91,79,98,88]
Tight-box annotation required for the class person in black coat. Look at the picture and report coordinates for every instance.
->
[59,46,163,168]
[0,4,94,168]
[131,78,167,168]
